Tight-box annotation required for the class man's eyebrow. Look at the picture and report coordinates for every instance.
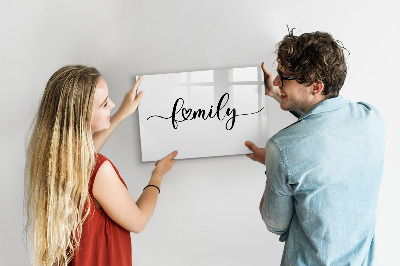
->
[277,68,292,77]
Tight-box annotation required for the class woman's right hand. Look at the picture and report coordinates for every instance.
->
[152,150,178,178]
[262,62,282,103]
[115,76,144,120]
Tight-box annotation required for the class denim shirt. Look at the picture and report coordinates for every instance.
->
[261,96,385,266]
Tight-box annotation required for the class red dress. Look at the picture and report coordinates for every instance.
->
[69,153,132,266]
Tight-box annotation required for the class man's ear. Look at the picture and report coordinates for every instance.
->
[312,82,324,96]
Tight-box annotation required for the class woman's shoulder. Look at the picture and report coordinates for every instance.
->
[93,153,127,188]
[90,153,115,194]
[95,153,118,173]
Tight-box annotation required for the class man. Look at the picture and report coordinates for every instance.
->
[245,30,385,265]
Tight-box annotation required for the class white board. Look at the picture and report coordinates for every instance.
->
[137,66,268,161]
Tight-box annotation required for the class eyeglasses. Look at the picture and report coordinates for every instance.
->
[277,70,297,86]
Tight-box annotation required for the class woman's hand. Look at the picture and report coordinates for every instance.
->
[92,77,144,152]
[152,150,178,178]
[115,76,144,120]
[262,62,281,103]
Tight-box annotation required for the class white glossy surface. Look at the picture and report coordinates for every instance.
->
[137,66,268,161]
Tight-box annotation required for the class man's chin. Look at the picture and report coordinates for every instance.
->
[279,103,290,111]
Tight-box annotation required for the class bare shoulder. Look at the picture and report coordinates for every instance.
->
[96,160,117,178]
[96,160,117,179]
[91,159,139,232]
[93,160,126,199]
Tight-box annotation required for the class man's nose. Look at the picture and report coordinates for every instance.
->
[273,75,281,87]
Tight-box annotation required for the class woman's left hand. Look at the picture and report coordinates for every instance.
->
[116,76,144,119]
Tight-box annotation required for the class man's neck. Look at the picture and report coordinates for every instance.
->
[301,95,327,113]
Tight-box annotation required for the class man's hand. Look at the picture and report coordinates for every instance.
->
[262,62,281,103]
[245,141,266,165]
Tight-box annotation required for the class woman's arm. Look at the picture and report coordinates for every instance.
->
[93,150,178,233]
[92,76,143,152]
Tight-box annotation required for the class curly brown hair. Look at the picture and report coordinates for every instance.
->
[277,29,348,98]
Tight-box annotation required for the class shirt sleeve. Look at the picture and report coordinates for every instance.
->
[260,139,294,241]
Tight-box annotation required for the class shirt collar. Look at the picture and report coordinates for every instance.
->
[298,95,350,121]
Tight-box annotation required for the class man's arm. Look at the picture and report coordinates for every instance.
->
[262,62,282,103]
[245,139,294,239]
[93,77,143,152]
[260,140,294,240]
[261,62,302,119]
[245,141,265,165]
[260,185,293,238]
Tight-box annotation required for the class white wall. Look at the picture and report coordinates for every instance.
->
[1,0,399,265]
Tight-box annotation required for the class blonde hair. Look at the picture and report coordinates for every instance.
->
[25,65,101,265]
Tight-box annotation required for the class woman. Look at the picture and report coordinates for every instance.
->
[25,65,177,265]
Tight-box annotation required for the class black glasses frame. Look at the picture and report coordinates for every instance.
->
[277,70,297,86]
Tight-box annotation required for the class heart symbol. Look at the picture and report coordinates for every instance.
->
[181,108,193,120]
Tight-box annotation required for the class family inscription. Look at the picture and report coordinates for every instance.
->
[147,93,264,130]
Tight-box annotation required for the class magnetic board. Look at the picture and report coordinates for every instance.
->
[137,66,268,161]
